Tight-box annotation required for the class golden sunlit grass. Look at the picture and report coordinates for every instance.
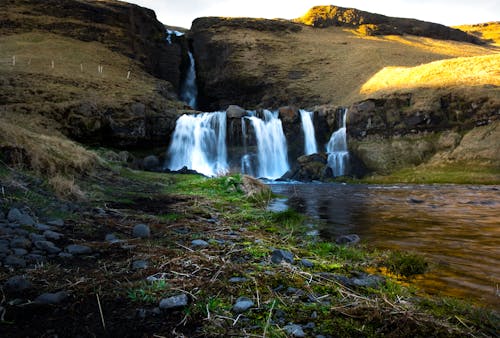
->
[361,54,500,94]
[454,22,500,46]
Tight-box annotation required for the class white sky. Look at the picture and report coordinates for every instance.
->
[125,0,499,29]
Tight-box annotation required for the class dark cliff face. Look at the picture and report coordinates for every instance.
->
[1,0,183,89]
[297,5,483,45]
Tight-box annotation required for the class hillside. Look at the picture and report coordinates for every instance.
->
[454,22,500,46]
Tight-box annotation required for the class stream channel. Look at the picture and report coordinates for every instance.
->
[268,183,500,308]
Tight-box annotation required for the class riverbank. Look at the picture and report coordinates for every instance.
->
[0,162,498,337]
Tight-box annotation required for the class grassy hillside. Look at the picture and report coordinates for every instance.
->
[455,22,500,46]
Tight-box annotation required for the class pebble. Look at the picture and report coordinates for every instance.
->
[58,252,73,259]
[232,297,254,313]
[283,324,306,337]
[35,291,69,305]
[8,208,35,226]
[65,244,92,255]
[29,233,46,242]
[4,275,32,292]
[159,294,189,310]
[0,210,5,220]
[408,198,424,204]
[10,237,32,249]
[25,253,46,263]
[132,260,149,270]
[35,223,55,231]
[191,239,209,248]
[46,219,64,227]
[4,255,27,267]
[335,234,360,245]
[300,259,314,268]
[43,230,64,241]
[0,244,11,255]
[34,240,61,254]
[271,249,294,264]
[105,233,121,243]
[228,276,248,283]
[12,248,28,256]
[133,224,151,238]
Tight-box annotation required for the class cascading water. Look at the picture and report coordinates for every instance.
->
[180,51,198,109]
[248,110,289,179]
[166,112,228,177]
[299,109,318,155]
[326,109,349,176]
[166,29,184,44]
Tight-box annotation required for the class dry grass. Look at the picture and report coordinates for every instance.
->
[48,174,86,201]
[454,22,500,46]
[361,54,500,94]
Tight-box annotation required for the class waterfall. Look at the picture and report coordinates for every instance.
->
[299,109,318,155]
[166,112,228,177]
[166,29,184,44]
[248,110,289,179]
[180,51,198,109]
[326,109,349,176]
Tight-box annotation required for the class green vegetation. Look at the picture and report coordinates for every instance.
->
[384,251,429,277]
[127,280,169,303]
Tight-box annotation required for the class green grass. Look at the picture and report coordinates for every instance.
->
[384,251,429,277]
[127,280,170,304]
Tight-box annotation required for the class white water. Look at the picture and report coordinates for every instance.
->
[326,109,349,176]
[180,51,198,108]
[166,112,228,177]
[166,29,184,44]
[248,110,289,179]
[299,109,318,155]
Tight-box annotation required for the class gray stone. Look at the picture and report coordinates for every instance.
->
[25,254,46,263]
[335,234,360,245]
[105,233,120,243]
[34,291,69,304]
[46,219,64,227]
[0,210,5,220]
[58,252,73,259]
[12,248,28,256]
[132,260,149,270]
[29,233,46,242]
[4,255,26,267]
[283,324,306,337]
[300,259,314,268]
[350,274,385,288]
[65,244,92,255]
[159,294,189,310]
[232,297,254,313]
[10,237,32,249]
[13,228,29,236]
[143,155,160,171]
[43,230,63,241]
[34,240,62,254]
[408,198,424,204]
[4,275,32,292]
[271,249,294,264]
[0,244,11,255]
[228,276,248,283]
[8,208,35,226]
[226,105,247,119]
[35,223,55,231]
[191,239,209,248]
[133,224,150,238]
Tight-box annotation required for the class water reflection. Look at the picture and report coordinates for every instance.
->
[269,183,500,308]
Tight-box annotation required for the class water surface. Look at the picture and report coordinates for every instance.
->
[269,183,500,307]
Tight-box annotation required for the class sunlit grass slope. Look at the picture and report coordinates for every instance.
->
[455,22,500,46]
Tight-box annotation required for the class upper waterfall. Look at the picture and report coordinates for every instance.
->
[299,109,318,155]
[180,51,198,109]
[326,109,349,176]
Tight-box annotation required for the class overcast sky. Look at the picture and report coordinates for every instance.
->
[126,0,499,29]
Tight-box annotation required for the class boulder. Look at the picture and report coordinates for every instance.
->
[133,224,151,238]
[142,155,160,171]
[271,249,294,264]
[226,105,247,119]
[34,291,69,305]
[278,106,300,124]
[232,296,254,313]
[159,294,189,310]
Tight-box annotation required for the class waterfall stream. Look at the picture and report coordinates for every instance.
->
[299,109,318,155]
[166,112,228,177]
[180,51,198,109]
[326,109,349,176]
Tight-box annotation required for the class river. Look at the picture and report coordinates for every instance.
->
[268,183,500,308]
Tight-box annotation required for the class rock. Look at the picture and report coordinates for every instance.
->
[65,244,92,255]
[271,249,294,264]
[300,259,314,268]
[278,106,300,124]
[142,155,160,171]
[232,297,254,313]
[8,208,35,226]
[133,224,151,238]
[4,275,32,292]
[241,175,271,199]
[0,210,5,220]
[4,255,27,267]
[350,273,385,288]
[335,234,360,245]
[10,237,32,249]
[159,294,189,310]
[34,291,69,305]
[58,252,73,259]
[34,240,62,254]
[191,239,209,248]
[105,233,123,243]
[12,248,28,256]
[283,323,306,337]
[35,223,55,231]
[29,233,46,242]
[132,260,149,270]
[408,198,424,204]
[25,254,46,263]
[228,276,248,283]
[226,105,247,119]
[0,244,11,256]
[46,219,65,227]
[43,230,64,241]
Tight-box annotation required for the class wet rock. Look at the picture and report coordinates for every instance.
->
[142,155,160,171]
[46,219,64,227]
[25,253,46,263]
[271,249,294,264]
[335,234,360,245]
[283,323,306,337]
[229,276,248,283]
[159,294,189,310]
[58,252,73,259]
[226,105,247,119]
[350,273,385,288]
[4,255,27,267]
[43,230,64,241]
[0,210,4,220]
[34,240,62,254]
[132,260,149,270]
[65,244,92,255]
[12,248,28,256]
[232,297,254,313]
[8,208,35,226]
[300,259,314,268]
[35,223,55,231]
[10,237,32,249]
[133,224,151,238]
[5,275,32,292]
[13,228,29,236]
[29,233,46,242]
[0,244,11,256]
[191,239,209,248]
[35,291,69,305]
